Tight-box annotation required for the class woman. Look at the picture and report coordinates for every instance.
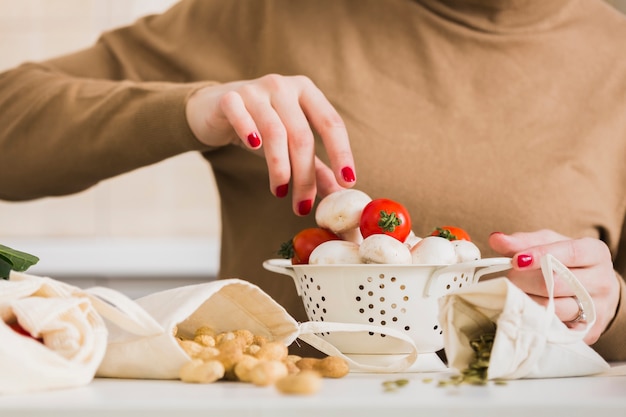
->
[0,0,624,359]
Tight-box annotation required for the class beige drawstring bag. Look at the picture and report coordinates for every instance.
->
[0,272,108,394]
[94,278,301,379]
[438,254,610,379]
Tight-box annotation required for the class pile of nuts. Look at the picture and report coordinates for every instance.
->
[175,326,350,395]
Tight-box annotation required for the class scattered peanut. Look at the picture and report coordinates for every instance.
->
[175,327,350,394]
[249,360,289,386]
[275,370,323,395]
[179,359,225,383]
[296,356,349,378]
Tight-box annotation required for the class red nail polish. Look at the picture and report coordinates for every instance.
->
[341,166,356,183]
[517,254,533,268]
[298,199,312,216]
[247,132,261,148]
[275,184,289,198]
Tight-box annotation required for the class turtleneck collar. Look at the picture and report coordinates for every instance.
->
[418,0,575,33]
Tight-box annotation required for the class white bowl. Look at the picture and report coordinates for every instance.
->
[263,257,511,370]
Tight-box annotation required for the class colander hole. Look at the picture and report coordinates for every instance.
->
[392,317,398,322]
[446,284,451,290]
[322,308,327,313]
[368,332,375,336]
[309,296,313,302]
[380,310,386,315]
[359,285,364,290]
[400,308,406,314]
[379,297,385,302]
[459,283,463,288]
[404,326,410,331]
[356,296,361,301]
[368,318,374,323]
[317,285,321,290]
[316,303,320,308]
[454,276,458,282]
[403,296,409,302]
[433,325,439,330]
[367,277,373,283]
[391,303,397,309]
[381,320,386,325]
[391,277,396,282]
[379,274,384,279]
[359,308,364,313]
[321,296,326,301]
[368,291,373,296]
[368,304,374,309]
[379,284,385,289]
[309,277,314,283]
[381,334,387,338]
[400,285,406,290]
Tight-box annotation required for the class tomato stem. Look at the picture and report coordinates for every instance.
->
[434,227,458,241]
[377,210,402,233]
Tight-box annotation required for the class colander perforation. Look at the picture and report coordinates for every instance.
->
[301,273,330,333]
[354,273,412,338]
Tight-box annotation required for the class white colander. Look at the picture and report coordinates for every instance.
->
[263,257,512,372]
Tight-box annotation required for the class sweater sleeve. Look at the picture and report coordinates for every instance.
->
[0,0,214,201]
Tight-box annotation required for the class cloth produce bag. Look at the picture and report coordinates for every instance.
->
[0,272,109,394]
[438,254,610,379]
[95,278,301,379]
[93,277,418,377]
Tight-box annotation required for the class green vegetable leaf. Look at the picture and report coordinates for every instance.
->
[0,244,39,279]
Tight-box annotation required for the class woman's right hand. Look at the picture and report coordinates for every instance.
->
[185,74,356,215]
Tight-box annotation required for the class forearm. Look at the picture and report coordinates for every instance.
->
[0,62,208,200]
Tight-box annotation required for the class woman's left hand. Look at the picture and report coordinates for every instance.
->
[489,229,619,344]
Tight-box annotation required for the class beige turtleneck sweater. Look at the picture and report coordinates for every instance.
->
[0,0,624,360]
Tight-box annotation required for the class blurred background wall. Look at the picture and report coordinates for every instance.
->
[1,0,625,296]
[0,0,219,297]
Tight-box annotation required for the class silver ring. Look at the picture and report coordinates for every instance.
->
[567,296,587,324]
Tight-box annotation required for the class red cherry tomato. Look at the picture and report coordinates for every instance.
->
[279,227,341,264]
[430,226,472,241]
[359,198,412,242]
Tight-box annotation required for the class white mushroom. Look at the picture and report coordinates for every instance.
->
[452,239,481,263]
[309,240,362,265]
[403,230,422,250]
[315,189,372,234]
[338,227,364,245]
[358,234,413,265]
[410,236,456,265]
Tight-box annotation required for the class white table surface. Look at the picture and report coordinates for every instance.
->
[2,367,626,417]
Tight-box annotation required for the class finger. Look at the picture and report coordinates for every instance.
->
[488,230,567,257]
[507,268,550,297]
[243,94,294,199]
[220,91,263,149]
[511,237,612,271]
[527,293,586,325]
[298,78,356,189]
[314,156,345,198]
[269,87,318,215]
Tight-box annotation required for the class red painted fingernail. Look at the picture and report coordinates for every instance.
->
[247,132,261,148]
[298,199,312,216]
[341,166,356,183]
[490,231,503,236]
[275,184,289,198]
[516,254,533,268]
